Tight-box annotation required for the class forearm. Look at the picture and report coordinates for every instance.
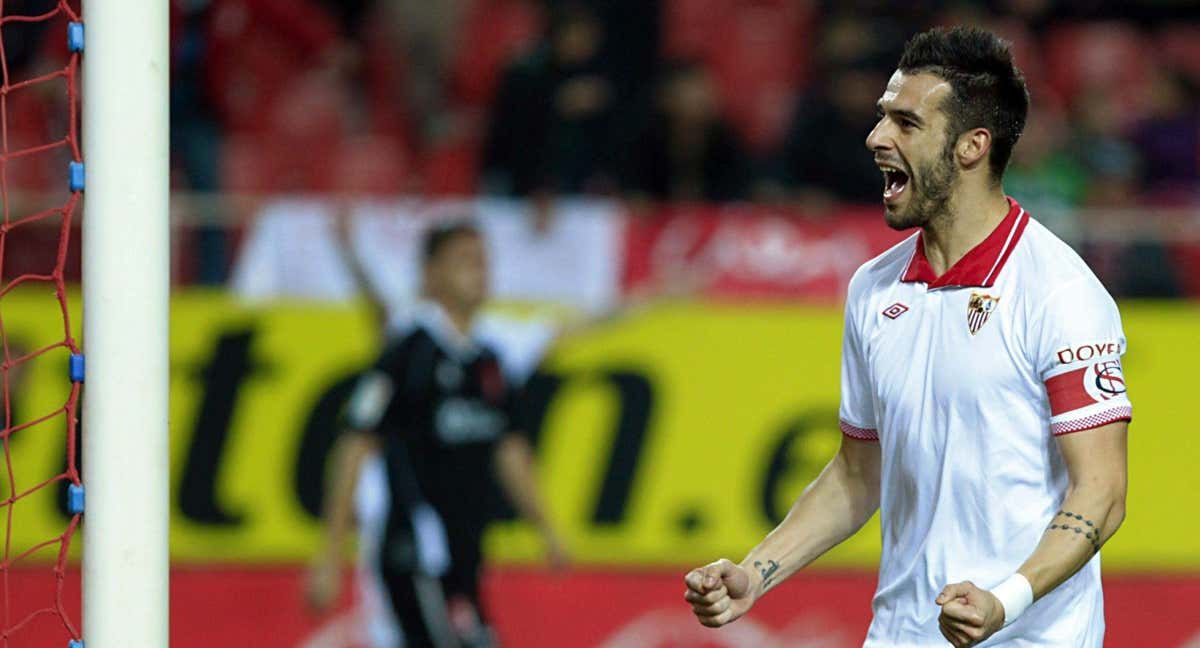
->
[494,435,553,533]
[1017,485,1125,599]
[740,445,880,597]
[319,432,377,560]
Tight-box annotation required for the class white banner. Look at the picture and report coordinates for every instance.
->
[230,197,624,315]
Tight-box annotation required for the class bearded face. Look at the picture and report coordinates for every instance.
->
[867,71,964,231]
[880,135,959,231]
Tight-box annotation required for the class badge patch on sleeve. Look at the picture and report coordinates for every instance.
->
[966,292,1000,335]
[1046,360,1127,416]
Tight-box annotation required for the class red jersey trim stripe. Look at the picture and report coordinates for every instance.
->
[1051,406,1132,436]
[840,420,879,441]
[982,208,1028,285]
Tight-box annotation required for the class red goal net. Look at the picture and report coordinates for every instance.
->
[0,1,84,646]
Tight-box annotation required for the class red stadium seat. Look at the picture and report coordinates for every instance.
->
[2,89,58,192]
[1159,25,1200,82]
[451,0,542,108]
[360,7,415,143]
[329,137,413,196]
[204,0,343,132]
[422,135,480,196]
[1044,23,1153,108]
[266,74,348,144]
[220,135,281,194]
[663,0,735,59]
[259,75,351,192]
[706,2,811,151]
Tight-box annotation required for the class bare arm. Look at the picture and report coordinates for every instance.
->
[937,420,1128,647]
[1019,421,1128,594]
[319,431,381,558]
[333,205,390,333]
[494,433,567,566]
[684,436,881,626]
[307,430,380,611]
[740,435,882,596]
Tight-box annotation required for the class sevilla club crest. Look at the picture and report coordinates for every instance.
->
[967,292,1000,335]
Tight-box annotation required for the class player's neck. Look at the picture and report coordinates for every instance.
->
[444,307,476,339]
[920,186,1010,276]
[428,297,477,339]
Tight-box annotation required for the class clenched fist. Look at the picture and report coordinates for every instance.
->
[683,559,757,628]
[935,581,1005,647]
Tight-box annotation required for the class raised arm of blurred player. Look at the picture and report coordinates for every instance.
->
[494,433,569,568]
[683,436,881,627]
[333,203,392,333]
[936,421,1128,647]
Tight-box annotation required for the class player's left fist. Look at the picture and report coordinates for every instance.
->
[935,581,1004,647]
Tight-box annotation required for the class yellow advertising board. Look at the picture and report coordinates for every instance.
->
[4,290,1198,570]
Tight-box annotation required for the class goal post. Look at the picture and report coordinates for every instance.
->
[81,0,171,645]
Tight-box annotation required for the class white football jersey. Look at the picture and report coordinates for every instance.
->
[839,199,1131,647]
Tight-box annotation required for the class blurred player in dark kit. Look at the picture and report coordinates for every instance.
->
[309,222,566,648]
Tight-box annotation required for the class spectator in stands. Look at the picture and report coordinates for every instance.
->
[374,0,466,146]
[2,0,58,75]
[481,2,617,197]
[1130,67,1200,204]
[1004,102,1090,234]
[2,0,74,199]
[1068,85,1142,208]
[204,0,354,134]
[1069,84,1180,297]
[768,59,888,205]
[765,14,908,205]
[621,61,749,203]
[172,0,229,284]
[543,0,662,108]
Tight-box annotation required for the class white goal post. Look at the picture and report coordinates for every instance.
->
[81,0,171,646]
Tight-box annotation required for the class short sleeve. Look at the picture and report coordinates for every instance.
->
[839,299,878,441]
[343,342,405,433]
[1032,276,1132,436]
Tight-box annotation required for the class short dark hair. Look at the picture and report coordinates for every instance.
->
[422,221,480,264]
[898,26,1029,180]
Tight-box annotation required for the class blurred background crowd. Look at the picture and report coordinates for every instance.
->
[4,0,1200,295]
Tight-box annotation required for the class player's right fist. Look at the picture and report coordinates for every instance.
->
[684,558,756,628]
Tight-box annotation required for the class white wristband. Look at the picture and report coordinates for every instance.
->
[990,573,1034,627]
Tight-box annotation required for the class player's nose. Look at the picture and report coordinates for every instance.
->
[865,120,892,153]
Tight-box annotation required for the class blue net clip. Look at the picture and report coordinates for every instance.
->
[67,484,85,515]
[69,353,85,383]
[69,162,85,192]
[67,23,84,53]
[69,640,85,648]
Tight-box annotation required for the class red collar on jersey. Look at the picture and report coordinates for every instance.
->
[900,197,1029,289]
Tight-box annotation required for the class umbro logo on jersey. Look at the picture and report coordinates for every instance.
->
[967,292,1000,335]
[882,303,909,319]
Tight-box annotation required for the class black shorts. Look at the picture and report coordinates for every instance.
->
[377,508,493,647]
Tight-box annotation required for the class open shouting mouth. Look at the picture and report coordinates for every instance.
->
[880,163,910,204]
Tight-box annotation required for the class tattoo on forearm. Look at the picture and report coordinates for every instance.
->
[753,559,781,590]
[1048,510,1102,553]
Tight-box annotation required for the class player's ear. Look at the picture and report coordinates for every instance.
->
[956,128,992,170]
